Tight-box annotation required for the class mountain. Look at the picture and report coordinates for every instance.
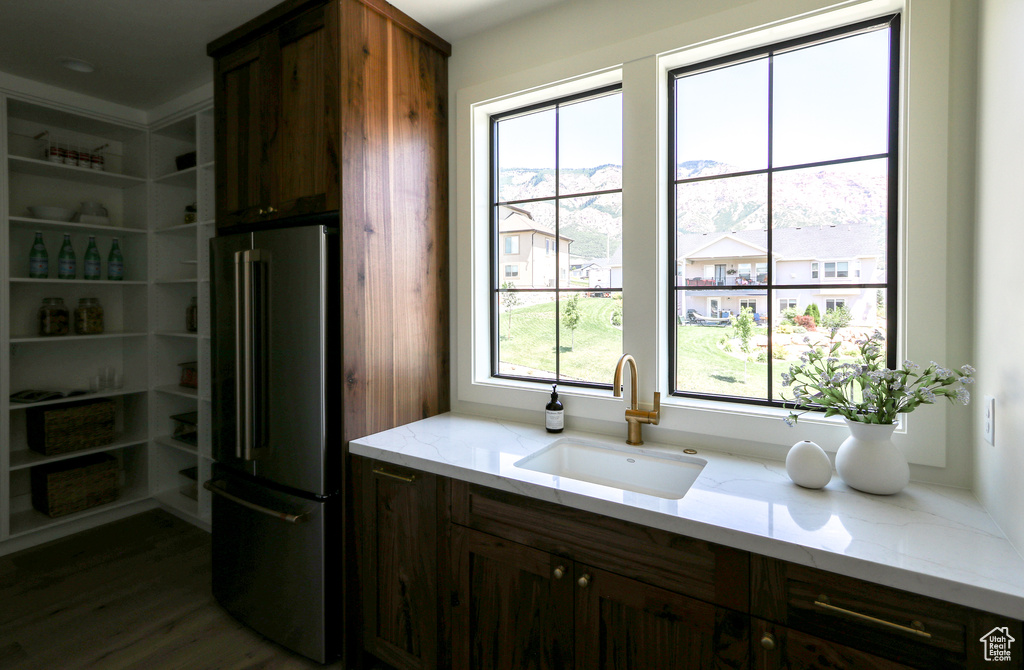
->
[497,160,886,260]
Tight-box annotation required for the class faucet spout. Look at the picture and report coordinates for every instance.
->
[612,353,660,446]
[613,354,639,410]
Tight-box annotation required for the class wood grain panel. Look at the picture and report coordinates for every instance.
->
[451,480,749,611]
[353,457,438,670]
[388,21,450,427]
[339,0,450,444]
[753,618,916,670]
[340,0,394,443]
[215,42,263,226]
[575,565,743,670]
[751,554,1024,669]
[450,525,574,670]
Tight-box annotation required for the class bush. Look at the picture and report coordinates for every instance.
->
[756,350,768,363]
[794,314,816,331]
[774,323,794,334]
[781,308,798,324]
[722,342,733,352]
[611,303,622,326]
[793,326,807,334]
[804,303,821,322]
[820,304,853,330]
[772,343,787,359]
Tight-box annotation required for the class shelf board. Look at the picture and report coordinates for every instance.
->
[154,221,198,234]
[9,277,146,286]
[9,216,146,235]
[199,219,216,226]
[8,387,146,410]
[154,278,198,285]
[153,165,198,187]
[10,331,147,344]
[154,435,198,456]
[198,160,215,171]
[8,155,146,188]
[10,435,149,471]
[154,384,198,399]
[154,330,198,339]
[9,490,150,538]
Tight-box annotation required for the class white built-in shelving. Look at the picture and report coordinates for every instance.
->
[0,94,214,552]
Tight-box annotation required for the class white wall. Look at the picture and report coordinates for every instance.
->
[974,0,1024,553]
[448,0,979,486]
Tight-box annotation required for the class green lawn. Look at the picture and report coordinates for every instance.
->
[498,300,798,399]
[499,296,621,384]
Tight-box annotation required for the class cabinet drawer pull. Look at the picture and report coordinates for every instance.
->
[372,467,417,483]
[760,633,776,650]
[814,594,931,638]
[577,574,591,588]
[266,206,277,214]
[553,565,566,580]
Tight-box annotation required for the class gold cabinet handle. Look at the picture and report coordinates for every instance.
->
[266,206,277,214]
[814,594,931,638]
[553,565,565,580]
[372,467,417,483]
[577,573,591,588]
[760,633,776,651]
[257,208,266,216]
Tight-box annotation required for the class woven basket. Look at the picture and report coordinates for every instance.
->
[27,398,115,456]
[31,453,119,518]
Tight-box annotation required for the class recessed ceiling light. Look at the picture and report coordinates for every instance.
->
[58,58,95,73]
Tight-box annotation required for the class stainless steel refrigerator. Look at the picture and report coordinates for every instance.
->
[207,221,341,663]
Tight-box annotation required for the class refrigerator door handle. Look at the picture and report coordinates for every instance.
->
[234,250,247,460]
[235,249,269,462]
[204,479,311,524]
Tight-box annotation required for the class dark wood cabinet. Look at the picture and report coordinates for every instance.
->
[451,525,574,670]
[448,481,750,670]
[353,458,443,670]
[450,525,747,670]
[355,461,1023,670]
[751,555,1024,670]
[753,618,917,670]
[211,0,339,229]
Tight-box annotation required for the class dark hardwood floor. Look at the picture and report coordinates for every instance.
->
[0,510,345,669]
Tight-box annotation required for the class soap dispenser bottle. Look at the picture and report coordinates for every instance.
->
[546,384,564,433]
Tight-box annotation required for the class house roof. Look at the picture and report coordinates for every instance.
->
[497,205,573,242]
[678,223,883,260]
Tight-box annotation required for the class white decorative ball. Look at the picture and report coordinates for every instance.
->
[786,440,832,489]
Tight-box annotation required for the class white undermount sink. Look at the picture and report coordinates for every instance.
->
[514,438,706,500]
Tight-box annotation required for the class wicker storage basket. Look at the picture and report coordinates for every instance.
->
[27,398,115,456]
[31,452,120,518]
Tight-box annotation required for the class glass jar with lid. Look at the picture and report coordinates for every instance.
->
[74,297,104,335]
[38,297,70,336]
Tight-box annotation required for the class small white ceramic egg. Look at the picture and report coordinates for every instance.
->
[785,440,832,489]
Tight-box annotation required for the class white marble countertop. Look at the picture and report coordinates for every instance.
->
[349,412,1024,620]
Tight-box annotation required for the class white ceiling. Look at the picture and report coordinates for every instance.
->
[0,0,565,111]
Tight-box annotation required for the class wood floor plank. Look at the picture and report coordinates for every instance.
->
[0,510,343,669]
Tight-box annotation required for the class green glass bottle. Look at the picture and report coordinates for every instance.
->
[29,231,49,278]
[83,235,101,280]
[57,233,76,279]
[107,238,124,281]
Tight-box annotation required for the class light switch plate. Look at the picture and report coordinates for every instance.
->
[983,395,995,446]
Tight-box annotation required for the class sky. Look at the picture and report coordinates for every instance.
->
[496,27,890,174]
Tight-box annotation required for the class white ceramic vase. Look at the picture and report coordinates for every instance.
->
[835,419,908,495]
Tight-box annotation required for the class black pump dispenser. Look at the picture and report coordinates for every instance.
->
[545,384,564,433]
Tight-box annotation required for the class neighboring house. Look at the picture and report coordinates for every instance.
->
[497,205,572,288]
[677,224,883,324]
[583,257,611,288]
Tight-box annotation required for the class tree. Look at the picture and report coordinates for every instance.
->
[561,293,583,350]
[731,306,756,380]
[804,303,821,322]
[820,304,853,330]
[499,281,521,334]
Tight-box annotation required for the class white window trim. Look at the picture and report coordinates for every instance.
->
[454,0,954,468]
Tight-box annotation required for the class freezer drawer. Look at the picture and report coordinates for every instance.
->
[208,468,340,663]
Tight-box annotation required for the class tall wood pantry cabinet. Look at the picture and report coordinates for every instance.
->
[207,0,451,445]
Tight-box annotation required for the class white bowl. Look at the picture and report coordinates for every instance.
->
[29,206,75,221]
